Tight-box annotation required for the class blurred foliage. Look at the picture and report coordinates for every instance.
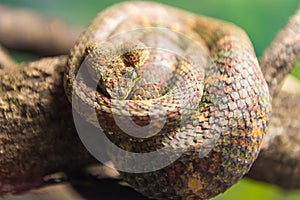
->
[1,0,300,199]
[1,0,300,56]
[214,179,300,200]
[291,59,300,80]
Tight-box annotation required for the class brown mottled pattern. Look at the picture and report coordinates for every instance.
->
[64,2,271,200]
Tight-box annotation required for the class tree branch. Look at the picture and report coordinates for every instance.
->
[0,56,102,195]
[0,45,15,69]
[247,76,300,189]
[245,8,300,189]
[259,8,300,96]
[0,6,82,56]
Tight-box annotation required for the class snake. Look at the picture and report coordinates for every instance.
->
[64,1,271,200]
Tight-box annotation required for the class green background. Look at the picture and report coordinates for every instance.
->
[1,0,300,199]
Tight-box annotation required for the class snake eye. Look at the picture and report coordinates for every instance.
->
[121,48,149,67]
[85,42,97,54]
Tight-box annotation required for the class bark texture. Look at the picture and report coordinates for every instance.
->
[0,6,82,56]
[0,56,99,195]
[259,8,300,96]
[248,76,300,189]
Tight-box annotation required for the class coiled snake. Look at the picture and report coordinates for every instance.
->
[64,2,271,199]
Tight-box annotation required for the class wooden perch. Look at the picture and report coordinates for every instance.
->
[0,6,83,56]
[248,77,300,189]
[0,56,100,195]
[246,6,300,189]
[0,45,14,69]
[259,8,300,96]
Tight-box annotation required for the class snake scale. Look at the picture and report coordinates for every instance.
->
[64,2,271,200]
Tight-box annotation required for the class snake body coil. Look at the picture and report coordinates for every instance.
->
[64,2,271,199]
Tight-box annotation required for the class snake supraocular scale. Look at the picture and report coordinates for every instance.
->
[64,2,271,199]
